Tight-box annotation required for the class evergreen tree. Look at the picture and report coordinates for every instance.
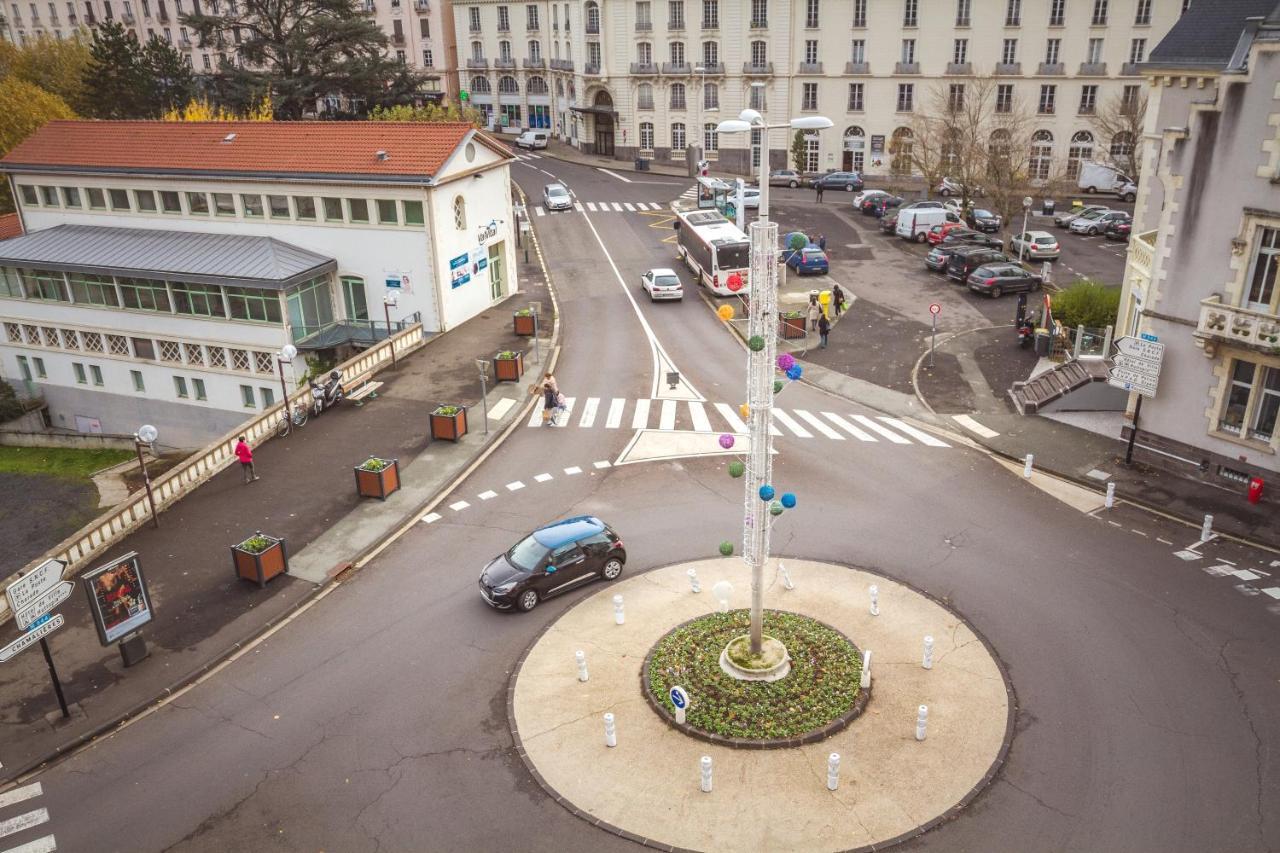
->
[790,130,807,173]
[143,35,196,115]
[83,22,152,118]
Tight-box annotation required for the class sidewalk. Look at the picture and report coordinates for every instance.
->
[539,138,714,181]
[0,240,557,782]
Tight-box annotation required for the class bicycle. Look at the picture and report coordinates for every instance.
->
[275,403,310,438]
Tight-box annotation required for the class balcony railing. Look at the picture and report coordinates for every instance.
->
[1120,62,1141,76]
[392,33,405,44]
[1078,62,1106,75]
[994,62,1020,75]
[701,17,717,29]
[634,20,651,30]
[797,61,823,74]
[523,57,545,68]
[413,0,428,9]
[844,61,869,74]
[698,62,723,74]
[466,57,488,68]
[894,61,919,74]
[1038,62,1064,75]
[585,22,599,33]
[630,61,658,74]
[549,58,574,70]
[749,17,766,27]
[1195,295,1280,355]
[946,62,971,75]
[1128,229,1155,279]
[743,62,773,75]
[662,61,689,74]
[584,61,601,74]
[494,57,515,68]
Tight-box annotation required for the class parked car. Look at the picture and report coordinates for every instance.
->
[854,189,890,211]
[812,171,864,192]
[740,187,761,209]
[940,229,1003,250]
[1008,230,1061,260]
[868,196,904,218]
[786,245,830,275]
[1053,204,1110,228]
[542,182,573,211]
[936,176,985,197]
[900,199,946,212]
[640,267,684,301]
[879,211,901,234]
[967,263,1043,298]
[898,208,960,242]
[478,516,626,612]
[1105,219,1133,242]
[947,246,1011,282]
[769,169,805,188]
[1070,209,1130,235]
[926,221,970,245]
[967,208,1003,232]
[1116,180,1137,203]
[514,130,549,150]
[926,243,982,273]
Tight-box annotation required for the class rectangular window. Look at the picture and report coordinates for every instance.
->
[850,39,865,64]
[804,0,816,27]
[1091,0,1107,25]
[260,387,274,408]
[241,385,255,407]
[900,39,915,64]
[159,190,181,212]
[1002,38,1017,65]
[668,0,682,27]
[134,189,157,212]
[293,196,316,220]
[902,0,915,26]
[948,83,965,111]
[68,273,120,306]
[1005,0,1020,25]
[73,362,87,384]
[23,270,68,301]
[1121,84,1141,114]
[131,369,145,392]
[1049,0,1064,24]
[347,198,370,223]
[323,197,344,222]
[804,40,817,64]
[375,199,398,225]
[1086,38,1103,64]
[86,187,107,209]
[174,375,188,398]
[847,82,863,111]
[468,6,478,28]
[1219,361,1280,442]
[18,185,38,206]
[997,86,1013,113]
[637,0,651,25]
[267,195,290,219]
[225,286,283,323]
[108,188,131,210]
[749,0,764,26]
[703,0,717,27]
[171,282,226,317]
[953,39,967,64]
[192,377,206,400]
[851,0,864,26]
[1079,84,1098,114]
[17,356,32,383]
[1039,84,1056,114]
[955,0,969,25]
[1135,0,1150,24]
[61,186,81,208]
[119,277,172,312]
[527,3,537,28]
[40,186,59,206]
[1045,38,1060,64]
[802,82,817,110]
[1245,227,1280,310]
[403,200,425,225]
[33,357,46,378]
[241,194,264,217]
[497,4,508,29]
[186,191,210,214]
[897,83,913,112]
[212,193,235,216]
[90,364,103,386]
[1129,38,1146,64]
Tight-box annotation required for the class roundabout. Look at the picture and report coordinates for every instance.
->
[509,558,1014,853]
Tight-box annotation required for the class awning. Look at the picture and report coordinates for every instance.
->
[569,105,618,118]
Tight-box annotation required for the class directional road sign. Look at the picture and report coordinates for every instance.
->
[669,686,689,709]
[0,613,64,663]
[5,558,66,616]
[1108,335,1165,398]
[14,581,73,631]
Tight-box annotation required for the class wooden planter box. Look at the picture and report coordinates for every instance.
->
[231,534,288,589]
[513,312,536,336]
[779,314,808,339]
[493,351,525,382]
[354,457,400,500]
[430,406,468,442]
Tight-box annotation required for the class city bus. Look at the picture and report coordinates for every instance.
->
[673,209,751,296]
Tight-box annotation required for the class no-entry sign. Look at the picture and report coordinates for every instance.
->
[929,303,941,316]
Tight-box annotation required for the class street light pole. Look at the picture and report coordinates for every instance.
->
[1018,195,1033,264]
[476,358,491,435]
[276,343,298,425]
[383,291,400,368]
[134,424,159,528]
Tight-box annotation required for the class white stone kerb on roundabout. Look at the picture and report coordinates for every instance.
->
[507,558,1014,853]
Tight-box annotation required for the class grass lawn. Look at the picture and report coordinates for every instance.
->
[0,446,135,479]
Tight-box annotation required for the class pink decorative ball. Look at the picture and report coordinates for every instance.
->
[719,434,735,449]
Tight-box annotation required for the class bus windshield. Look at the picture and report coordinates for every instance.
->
[716,242,750,270]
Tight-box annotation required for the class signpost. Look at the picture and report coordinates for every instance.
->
[669,685,690,725]
[4,561,71,718]
[5,558,65,615]
[928,303,941,368]
[1107,335,1165,465]
[14,581,72,631]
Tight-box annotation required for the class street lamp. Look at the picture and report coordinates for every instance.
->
[276,343,297,425]
[134,424,159,528]
[1018,195,1033,263]
[694,64,708,164]
[715,104,832,657]
[383,290,400,368]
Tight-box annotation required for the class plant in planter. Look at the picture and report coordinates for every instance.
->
[430,404,468,441]
[492,350,525,382]
[231,531,288,588]
[354,456,401,500]
[513,308,537,336]
[779,309,807,339]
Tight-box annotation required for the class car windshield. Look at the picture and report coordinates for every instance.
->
[507,534,551,572]
[1080,209,1108,219]
[654,275,680,286]
[547,186,568,198]
[974,209,994,218]
[1034,236,1056,245]
[803,249,824,258]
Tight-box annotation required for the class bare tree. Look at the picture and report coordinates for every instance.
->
[1091,87,1147,181]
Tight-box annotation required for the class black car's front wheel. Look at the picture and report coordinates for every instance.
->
[603,558,624,581]
[517,590,539,612]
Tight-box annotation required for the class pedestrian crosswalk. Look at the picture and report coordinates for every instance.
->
[0,782,55,853]
[526,397,949,447]
[678,185,698,201]
[512,152,545,161]
[535,201,669,216]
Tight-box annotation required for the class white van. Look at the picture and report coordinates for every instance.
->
[1077,161,1133,196]
[515,130,549,150]
[896,208,956,242]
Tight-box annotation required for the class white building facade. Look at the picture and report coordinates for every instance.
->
[0,120,518,446]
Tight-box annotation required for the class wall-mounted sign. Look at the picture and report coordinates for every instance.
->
[450,253,471,288]
[843,138,865,151]
[870,134,886,154]
[384,273,411,293]
[476,220,500,245]
[470,247,489,275]
[81,551,153,646]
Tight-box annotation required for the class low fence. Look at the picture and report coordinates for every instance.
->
[0,323,427,620]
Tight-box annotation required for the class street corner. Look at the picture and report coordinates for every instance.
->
[915,325,1038,417]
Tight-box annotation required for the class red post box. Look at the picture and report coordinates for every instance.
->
[1248,476,1264,504]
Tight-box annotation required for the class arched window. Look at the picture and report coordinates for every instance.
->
[1067,130,1094,180]
[528,76,548,95]
[703,82,718,110]
[639,121,654,150]
[471,41,484,61]
[672,121,686,150]
[452,195,466,231]
[568,81,576,100]
[470,76,491,93]
[1110,131,1135,158]
[1029,130,1053,181]
[637,82,654,110]
[585,0,600,31]
[637,41,652,65]
[499,75,519,94]
[555,79,565,96]
[704,122,718,152]
[986,128,1012,179]
[499,40,512,61]
[528,40,541,62]
[844,125,865,138]
[890,126,913,174]
[670,83,686,110]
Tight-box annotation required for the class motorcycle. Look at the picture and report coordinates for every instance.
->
[1017,316,1036,349]
[309,370,345,416]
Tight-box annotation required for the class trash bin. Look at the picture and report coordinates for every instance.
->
[1042,199,1056,216]
[1034,332,1052,357]
[635,157,649,171]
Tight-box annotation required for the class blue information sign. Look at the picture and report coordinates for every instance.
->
[669,686,688,710]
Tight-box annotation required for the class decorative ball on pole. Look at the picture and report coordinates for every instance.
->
[134,424,160,529]
[717,304,735,321]
[758,484,775,501]
[718,433,735,450]
[383,290,401,368]
[277,343,298,423]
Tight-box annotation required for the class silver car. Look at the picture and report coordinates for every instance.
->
[542,182,573,211]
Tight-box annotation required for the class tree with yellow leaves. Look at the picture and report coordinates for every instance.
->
[369,102,484,127]
[0,77,76,213]
[163,92,274,122]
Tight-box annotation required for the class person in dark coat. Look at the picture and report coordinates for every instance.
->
[832,283,846,318]
[818,313,831,348]
[815,181,824,203]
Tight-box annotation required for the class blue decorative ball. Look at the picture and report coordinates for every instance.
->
[781,492,797,509]
[759,484,776,501]
[786,365,803,381]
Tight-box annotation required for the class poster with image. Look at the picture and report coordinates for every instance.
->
[81,552,153,646]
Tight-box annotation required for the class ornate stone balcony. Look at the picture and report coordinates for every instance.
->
[744,62,773,75]
[1195,295,1280,356]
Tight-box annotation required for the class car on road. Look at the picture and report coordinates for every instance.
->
[769,169,805,188]
[786,245,830,275]
[879,211,901,234]
[811,171,864,192]
[967,208,1003,232]
[947,245,1011,282]
[1070,209,1129,235]
[514,130,549,150]
[1053,204,1110,228]
[1105,218,1133,242]
[936,177,984,197]
[640,268,684,301]
[780,231,810,263]
[939,229,1004,250]
[1007,231,1061,260]
[542,182,573,212]
[739,187,761,209]
[966,263,1043,298]
[478,516,626,612]
[927,221,970,245]
[925,243,983,273]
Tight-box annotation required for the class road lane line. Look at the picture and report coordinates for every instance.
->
[714,402,748,432]
[534,473,554,482]
[605,397,626,428]
[879,417,950,447]
[793,409,843,440]
[660,399,677,430]
[535,207,545,217]
[586,202,598,212]
[852,415,910,444]
[527,398,546,427]
[1,835,57,853]
[506,481,526,491]
[0,785,41,810]
[612,202,624,212]
[557,397,577,425]
[821,414,876,441]
[0,809,49,839]
[593,460,611,469]
[574,203,585,212]
[478,490,497,500]
[688,401,712,432]
[578,396,600,428]
[449,500,470,512]
[632,398,651,429]
[771,410,813,438]
[598,168,634,183]
[564,466,582,475]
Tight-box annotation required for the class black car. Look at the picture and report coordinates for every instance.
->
[947,246,1010,282]
[812,171,864,192]
[866,196,904,218]
[879,211,901,234]
[1104,219,1133,242]
[478,516,626,612]
[967,208,1003,233]
[940,229,1003,251]
[926,242,984,272]
[967,263,1043,298]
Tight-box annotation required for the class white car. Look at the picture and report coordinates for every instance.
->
[1053,204,1109,228]
[1008,231,1061,260]
[740,187,761,209]
[542,182,573,211]
[936,177,984,197]
[640,268,684,301]
[852,189,890,208]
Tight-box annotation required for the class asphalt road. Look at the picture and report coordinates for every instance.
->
[11,156,1278,853]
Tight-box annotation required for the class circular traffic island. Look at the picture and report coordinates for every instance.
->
[644,609,868,746]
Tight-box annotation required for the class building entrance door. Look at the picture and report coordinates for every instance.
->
[489,243,505,300]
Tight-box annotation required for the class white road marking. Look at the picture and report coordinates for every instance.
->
[951,414,1000,438]
[1262,587,1280,600]
[593,460,611,469]
[606,397,626,429]
[506,481,526,491]
[449,500,470,512]
[538,168,557,178]
[852,415,910,444]
[586,202,598,212]
[771,410,813,438]
[1156,537,1173,545]
[1131,529,1148,537]
[534,473,554,483]
[612,202,624,212]
[535,207,546,217]
[420,512,442,524]
[598,168,634,183]
[660,399,677,430]
[1233,569,1262,581]
[793,409,844,440]
[1173,550,1202,561]
[0,785,41,810]
[478,490,498,501]
[623,202,636,211]
[632,398,651,429]
[822,412,877,441]
[714,402,748,432]
[527,399,546,427]
[0,809,49,839]
[578,397,600,428]
[489,397,517,420]
[559,396,577,422]
[688,401,712,432]
[564,466,582,475]
[574,203,585,212]
[879,417,949,447]
[1,835,57,853]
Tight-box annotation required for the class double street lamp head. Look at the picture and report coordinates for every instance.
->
[715,114,834,135]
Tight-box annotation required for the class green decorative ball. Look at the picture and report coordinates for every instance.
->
[773,380,784,394]
[748,335,766,352]
[718,541,734,556]
[728,460,745,478]
[770,501,785,516]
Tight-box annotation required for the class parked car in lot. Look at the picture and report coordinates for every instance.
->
[936,177,984,197]
[927,221,970,245]
[926,243,982,273]
[1070,209,1129,235]
[947,246,1011,282]
[740,187,761,209]
[812,171,864,192]
[900,200,945,211]
[542,182,573,211]
[898,207,961,242]
[1053,204,1110,228]
[967,208,1002,232]
[879,211,901,234]
[967,263,1043,298]
[786,245,830,275]
[868,196,904,218]
[478,516,626,612]
[769,169,805,188]
[939,229,1003,250]
[1105,218,1133,242]
[1008,230,1061,260]
[640,267,684,301]
[852,189,888,209]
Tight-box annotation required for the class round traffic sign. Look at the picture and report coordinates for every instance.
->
[670,686,689,710]
[929,303,941,316]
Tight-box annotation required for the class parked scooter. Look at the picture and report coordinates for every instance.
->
[309,370,345,415]
[1017,315,1036,349]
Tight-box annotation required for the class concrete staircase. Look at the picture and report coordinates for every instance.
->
[1009,359,1115,415]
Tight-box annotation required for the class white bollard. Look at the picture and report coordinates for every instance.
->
[1023,453,1034,478]
[613,594,625,625]
[604,712,617,747]
[687,567,701,593]
[915,705,928,741]
[1105,482,1116,509]
[922,635,934,670]
[1200,514,1214,542]
[859,649,872,689]
[576,650,589,682]
[700,756,713,793]
[779,562,795,590]
[869,584,879,616]
[826,753,840,791]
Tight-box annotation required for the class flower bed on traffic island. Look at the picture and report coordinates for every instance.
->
[643,609,867,748]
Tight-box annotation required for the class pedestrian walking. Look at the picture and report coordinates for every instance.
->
[832,283,846,318]
[818,233,827,252]
[807,296,822,331]
[818,313,831,349]
[541,373,559,426]
[234,436,259,483]
[815,182,825,203]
